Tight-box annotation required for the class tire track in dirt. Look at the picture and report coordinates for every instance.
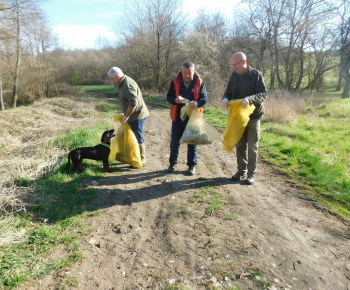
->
[24,105,350,290]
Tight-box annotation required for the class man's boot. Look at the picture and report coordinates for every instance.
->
[188,164,196,175]
[139,143,147,166]
[167,163,176,173]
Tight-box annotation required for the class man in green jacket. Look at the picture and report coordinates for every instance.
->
[108,67,149,166]
[222,52,267,185]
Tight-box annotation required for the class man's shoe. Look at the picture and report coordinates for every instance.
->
[245,176,255,185]
[188,165,196,175]
[167,163,176,173]
[231,172,246,180]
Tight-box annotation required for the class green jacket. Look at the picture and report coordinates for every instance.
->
[223,66,267,119]
[118,75,149,122]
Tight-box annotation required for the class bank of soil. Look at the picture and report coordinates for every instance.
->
[25,105,350,290]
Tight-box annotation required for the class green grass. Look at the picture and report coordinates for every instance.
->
[79,85,116,94]
[323,89,344,98]
[143,95,170,107]
[261,101,350,202]
[0,122,119,289]
[54,122,114,150]
[190,183,223,216]
[203,107,228,131]
[203,97,350,218]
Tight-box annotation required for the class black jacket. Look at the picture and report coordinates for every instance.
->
[223,66,267,119]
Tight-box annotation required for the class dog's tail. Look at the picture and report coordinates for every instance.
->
[65,152,71,171]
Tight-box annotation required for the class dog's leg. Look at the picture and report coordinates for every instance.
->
[78,160,84,173]
[103,160,111,172]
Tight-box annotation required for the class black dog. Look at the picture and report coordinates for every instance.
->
[65,129,115,173]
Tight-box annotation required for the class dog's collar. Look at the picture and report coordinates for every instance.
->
[100,142,110,148]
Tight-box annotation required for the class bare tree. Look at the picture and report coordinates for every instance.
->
[335,0,350,98]
[24,12,59,98]
[236,0,274,71]
[114,0,187,91]
[193,9,228,42]
[2,0,44,108]
[237,0,336,91]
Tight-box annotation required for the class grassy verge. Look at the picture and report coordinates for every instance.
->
[143,95,170,107]
[1,127,112,288]
[0,96,122,289]
[203,95,350,218]
[79,85,116,94]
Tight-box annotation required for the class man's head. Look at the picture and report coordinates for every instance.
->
[108,67,124,85]
[230,52,247,74]
[182,61,195,83]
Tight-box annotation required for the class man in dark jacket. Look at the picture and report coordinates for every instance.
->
[222,52,267,185]
[167,61,208,175]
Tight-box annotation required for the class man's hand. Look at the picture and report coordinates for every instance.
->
[175,95,188,104]
[189,101,198,108]
[241,98,249,108]
[122,116,129,123]
[222,98,228,108]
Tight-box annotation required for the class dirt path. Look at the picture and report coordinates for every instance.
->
[29,105,350,290]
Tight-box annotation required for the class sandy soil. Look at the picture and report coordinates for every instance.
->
[26,105,350,290]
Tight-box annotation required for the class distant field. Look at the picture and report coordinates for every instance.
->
[80,85,116,94]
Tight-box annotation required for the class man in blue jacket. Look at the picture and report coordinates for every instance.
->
[166,61,208,175]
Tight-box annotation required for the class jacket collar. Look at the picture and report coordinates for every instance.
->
[118,75,127,88]
[233,65,252,77]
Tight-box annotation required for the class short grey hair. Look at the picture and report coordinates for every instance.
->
[182,61,195,70]
[108,67,124,78]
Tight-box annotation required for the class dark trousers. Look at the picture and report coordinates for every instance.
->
[236,118,260,177]
[169,118,197,166]
[128,118,146,144]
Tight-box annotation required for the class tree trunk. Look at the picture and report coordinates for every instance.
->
[156,31,161,91]
[269,53,275,89]
[12,1,21,108]
[336,73,343,91]
[342,63,350,98]
[273,29,284,88]
[0,73,4,111]
[42,40,50,98]
[295,50,304,90]
[336,53,344,91]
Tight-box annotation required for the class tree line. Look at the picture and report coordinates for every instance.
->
[0,0,349,111]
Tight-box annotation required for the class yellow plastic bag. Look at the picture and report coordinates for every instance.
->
[222,99,255,153]
[180,103,193,121]
[109,114,142,167]
[180,103,203,121]
[180,107,219,145]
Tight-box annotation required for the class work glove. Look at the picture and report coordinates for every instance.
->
[241,98,249,108]
[189,101,198,108]
[222,98,228,108]
[122,116,129,123]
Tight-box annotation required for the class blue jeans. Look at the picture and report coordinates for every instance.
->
[128,118,146,144]
[170,118,197,166]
